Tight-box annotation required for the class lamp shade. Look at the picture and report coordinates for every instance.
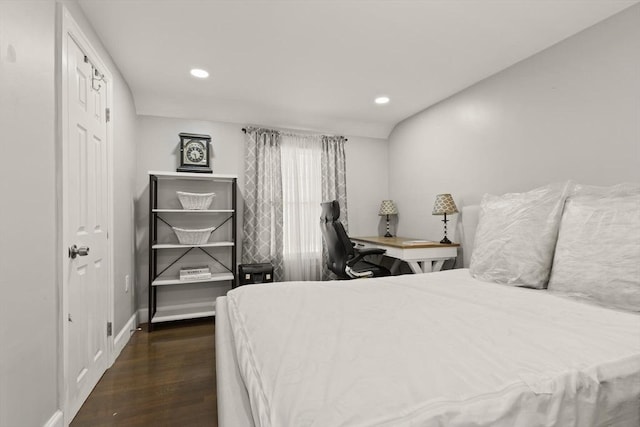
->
[432,194,459,215]
[378,200,399,216]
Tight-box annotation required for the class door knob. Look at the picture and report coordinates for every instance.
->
[69,244,90,259]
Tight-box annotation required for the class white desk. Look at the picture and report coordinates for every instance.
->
[351,236,459,274]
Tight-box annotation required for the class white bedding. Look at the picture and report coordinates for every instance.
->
[226,269,640,427]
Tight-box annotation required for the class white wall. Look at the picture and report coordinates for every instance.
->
[0,2,58,426]
[135,116,388,308]
[388,4,640,244]
[344,136,390,236]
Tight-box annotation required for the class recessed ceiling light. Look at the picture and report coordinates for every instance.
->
[190,68,209,79]
[375,96,390,105]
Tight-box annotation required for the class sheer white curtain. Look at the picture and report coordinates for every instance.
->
[281,134,323,281]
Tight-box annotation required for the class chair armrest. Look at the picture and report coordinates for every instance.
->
[347,248,386,267]
[357,248,386,256]
[345,266,374,278]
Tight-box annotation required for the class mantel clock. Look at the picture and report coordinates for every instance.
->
[177,133,212,173]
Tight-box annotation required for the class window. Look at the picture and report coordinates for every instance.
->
[281,134,323,281]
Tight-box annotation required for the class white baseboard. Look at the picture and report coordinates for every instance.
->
[43,410,63,427]
[113,312,138,361]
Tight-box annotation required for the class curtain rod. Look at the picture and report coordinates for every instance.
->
[241,127,347,141]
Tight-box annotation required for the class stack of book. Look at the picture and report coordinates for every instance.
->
[179,266,212,281]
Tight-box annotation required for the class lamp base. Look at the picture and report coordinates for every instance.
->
[384,216,393,237]
[440,212,451,244]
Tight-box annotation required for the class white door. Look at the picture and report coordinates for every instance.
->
[63,33,110,421]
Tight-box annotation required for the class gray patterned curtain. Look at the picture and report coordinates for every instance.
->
[242,128,285,281]
[321,135,348,280]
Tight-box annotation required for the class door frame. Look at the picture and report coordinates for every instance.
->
[58,5,115,423]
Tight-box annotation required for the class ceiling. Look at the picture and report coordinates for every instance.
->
[78,0,638,139]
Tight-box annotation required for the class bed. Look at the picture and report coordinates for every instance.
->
[216,183,640,427]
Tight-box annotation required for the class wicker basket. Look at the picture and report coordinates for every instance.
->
[172,226,216,245]
[177,191,216,210]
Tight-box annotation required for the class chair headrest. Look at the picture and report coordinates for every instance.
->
[320,200,341,222]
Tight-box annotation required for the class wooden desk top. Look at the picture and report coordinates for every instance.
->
[351,236,460,249]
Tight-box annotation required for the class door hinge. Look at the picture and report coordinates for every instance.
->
[105,107,111,123]
[107,322,113,337]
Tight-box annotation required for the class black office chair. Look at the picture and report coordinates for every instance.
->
[320,200,391,279]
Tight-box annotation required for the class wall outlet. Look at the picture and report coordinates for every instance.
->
[125,274,130,293]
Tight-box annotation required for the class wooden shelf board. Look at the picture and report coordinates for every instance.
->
[153,209,234,213]
[151,304,216,323]
[152,273,234,286]
[152,241,234,249]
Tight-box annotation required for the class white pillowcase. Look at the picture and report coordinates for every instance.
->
[470,182,571,289]
[548,188,640,313]
[567,182,640,198]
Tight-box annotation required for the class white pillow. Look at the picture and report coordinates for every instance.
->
[548,191,640,312]
[470,182,571,289]
[569,182,640,198]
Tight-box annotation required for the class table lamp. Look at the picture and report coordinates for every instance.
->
[378,200,399,237]
[432,194,458,244]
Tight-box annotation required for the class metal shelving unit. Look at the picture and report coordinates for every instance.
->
[148,171,237,331]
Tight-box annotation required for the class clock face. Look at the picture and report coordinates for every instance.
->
[177,133,212,173]
[184,140,206,165]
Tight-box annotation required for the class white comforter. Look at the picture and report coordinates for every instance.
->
[226,269,640,427]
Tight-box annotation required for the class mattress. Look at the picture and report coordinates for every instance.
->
[225,269,640,427]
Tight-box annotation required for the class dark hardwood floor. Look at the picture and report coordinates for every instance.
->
[71,319,217,427]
